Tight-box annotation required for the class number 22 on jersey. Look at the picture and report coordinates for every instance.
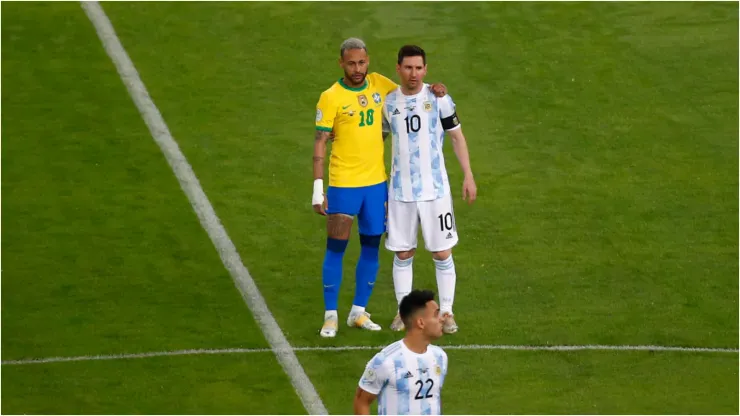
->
[414,378,434,400]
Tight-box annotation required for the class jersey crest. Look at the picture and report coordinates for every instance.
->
[358,94,368,107]
[372,92,382,104]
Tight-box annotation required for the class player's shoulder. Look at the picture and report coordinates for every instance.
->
[428,344,448,372]
[369,72,398,94]
[383,83,403,102]
[428,344,447,357]
[435,91,455,105]
[385,86,402,101]
[428,344,448,365]
[368,72,393,84]
[318,80,344,100]
[365,341,402,375]
[380,340,405,357]
[436,93,456,115]
[373,340,405,363]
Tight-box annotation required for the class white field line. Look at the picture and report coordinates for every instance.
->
[3,344,737,366]
[80,2,327,414]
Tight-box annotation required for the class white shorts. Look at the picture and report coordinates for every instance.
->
[385,192,459,253]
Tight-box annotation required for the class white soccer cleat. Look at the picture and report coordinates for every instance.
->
[320,315,338,338]
[442,312,458,334]
[347,311,382,331]
[390,313,405,331]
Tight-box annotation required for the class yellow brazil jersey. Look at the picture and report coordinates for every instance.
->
[315,72,398,188]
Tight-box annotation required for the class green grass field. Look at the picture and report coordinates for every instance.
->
[2,2,738,414]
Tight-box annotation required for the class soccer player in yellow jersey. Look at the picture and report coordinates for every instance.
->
[312,38,447,338]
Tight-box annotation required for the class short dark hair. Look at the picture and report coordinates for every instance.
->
[399,289,436,328]
[397,45,426,65]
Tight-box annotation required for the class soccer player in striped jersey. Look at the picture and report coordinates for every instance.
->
[312,38,448,338]
[354,289,448,415]
[381,45,477,334]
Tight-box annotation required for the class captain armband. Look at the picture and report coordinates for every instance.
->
[441,112,461,131]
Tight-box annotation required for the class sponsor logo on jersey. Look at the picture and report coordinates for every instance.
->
[403,371,414,379]
[392,108,401,116]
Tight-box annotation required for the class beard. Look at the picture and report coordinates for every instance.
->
[344,69,368,86]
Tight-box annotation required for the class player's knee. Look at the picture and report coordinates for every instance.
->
[394,252,414,269]
[359,233,381,248]
[326,237,349,253]
[327,213,353,240]
[432,249,451,261]
[396,249,415,261]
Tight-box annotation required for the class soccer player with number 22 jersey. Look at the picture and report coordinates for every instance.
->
[354,290,448,415]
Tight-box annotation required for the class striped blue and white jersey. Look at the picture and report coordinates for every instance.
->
[358,340,449,415]
[382,85,461,202]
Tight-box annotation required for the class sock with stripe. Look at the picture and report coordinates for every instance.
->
[434,254,456,315]
[393,254,414,306]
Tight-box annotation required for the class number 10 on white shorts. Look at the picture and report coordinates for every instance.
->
[385,192,458,253]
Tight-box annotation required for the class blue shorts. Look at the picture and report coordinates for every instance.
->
[326,181,388,236]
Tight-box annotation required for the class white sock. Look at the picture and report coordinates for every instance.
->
[324,310,338,320]
[350,305,365,316]
[434,255,456,315]
[393,255,414,306]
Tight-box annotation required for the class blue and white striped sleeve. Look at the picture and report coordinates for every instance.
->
[358,353,389,395]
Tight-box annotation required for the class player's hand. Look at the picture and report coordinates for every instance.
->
[462,175,477,205]
[429,83,447,97]
[312,179,327,215]
[313,198,328,216]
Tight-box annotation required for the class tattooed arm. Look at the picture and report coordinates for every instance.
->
[313,130,331,181]
[312,129,332,215]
